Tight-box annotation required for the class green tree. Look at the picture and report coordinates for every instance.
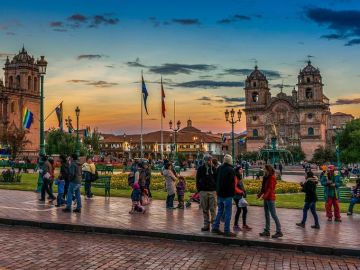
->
[83,128,101,155]
[338,119,360,163]
[45,129,87,156]
[1,125,30,159]
[311,145,336,165]
[286,146,305,162]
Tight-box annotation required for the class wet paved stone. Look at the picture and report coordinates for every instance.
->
[0,225,359,270]
[0,189,359,252]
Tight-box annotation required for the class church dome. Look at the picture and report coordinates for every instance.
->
[247,65,267,81]
[300,60,320,75]
[11,46,35,64]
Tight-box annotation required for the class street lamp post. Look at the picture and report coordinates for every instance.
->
[36,56,47,192]
[225,108,242,165]
[333,126,342,171]
[169,120,181,161]
[75,106,80,157]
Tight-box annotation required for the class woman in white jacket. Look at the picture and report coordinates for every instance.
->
[163,162,177,209]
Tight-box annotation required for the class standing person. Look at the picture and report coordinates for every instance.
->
[257,164,283,238]
[39,155,56,202]
[233,166,252,231]
[63,154,82,213]
[163,162,177,209]
[176,176,186,209]
[48,157,55,196]
[82,156,96,199]
[279,163,283,176]
[59,155,70,201]
[296,171,320,229]
[54,177,65,207]
[196,154,217,231]
[347,178,360,215]
[211,154,236,237]
[144,161,152,198]
[320,165,342,222]
[129,183,145,214]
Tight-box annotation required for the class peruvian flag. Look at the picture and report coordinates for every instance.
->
[161,77,166,118]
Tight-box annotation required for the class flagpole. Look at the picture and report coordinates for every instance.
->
[141,71,144,159]
[160,77,163,161]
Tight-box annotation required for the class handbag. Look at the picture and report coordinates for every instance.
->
[238,197,249,207]
[141,194,150,206]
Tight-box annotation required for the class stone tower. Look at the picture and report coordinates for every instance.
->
[0,47,42,155]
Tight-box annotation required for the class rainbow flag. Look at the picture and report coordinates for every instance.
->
[22,107,33,129]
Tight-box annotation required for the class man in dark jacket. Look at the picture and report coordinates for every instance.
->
[196,154,217,231]
[39,155,55,202]
[212,154,236,237]
[63,154,82,213]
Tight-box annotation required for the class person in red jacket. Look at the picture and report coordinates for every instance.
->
[257,164,283,238]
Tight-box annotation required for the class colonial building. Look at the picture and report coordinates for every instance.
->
[0,47,43,156]
[99,119,224,160]
[244,61,353,160]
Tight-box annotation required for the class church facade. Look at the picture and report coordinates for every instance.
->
[244,61,352,160]
[0,47,43,155]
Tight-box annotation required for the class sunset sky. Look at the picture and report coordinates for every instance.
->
[0,0,359,134]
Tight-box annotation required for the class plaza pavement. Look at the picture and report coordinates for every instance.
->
[0,189,359,257]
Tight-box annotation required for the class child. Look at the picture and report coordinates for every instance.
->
[54,178,65,207]
[130,183,145,214]
[176,176,186,209]
[296,171,320,229]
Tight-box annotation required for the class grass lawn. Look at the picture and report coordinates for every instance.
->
[0,173,359,214]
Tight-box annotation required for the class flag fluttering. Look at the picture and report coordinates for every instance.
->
[22,107,33,129]
[142,75,149,115]
[161,77,166,118]
[221,133,227,143]
[55,102,63,131]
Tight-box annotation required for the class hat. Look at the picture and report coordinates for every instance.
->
[328,165,335,171]
[224,154,232,165]
[203,154,212,162]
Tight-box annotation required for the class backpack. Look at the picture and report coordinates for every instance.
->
[128,171,136,186]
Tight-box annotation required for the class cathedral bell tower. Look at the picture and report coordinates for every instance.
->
[244,65,270,110]
[297,60,323,105]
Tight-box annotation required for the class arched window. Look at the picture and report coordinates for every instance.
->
[34,77,38,92]
[252,92,259,103]
[9,76,13,88]
[253,81,257,87]
[10,101,15,113]
[306,77,311,83]
[16,75,20,89]
[305,88,313,99]
[28,76,32,91]
[308,127,314,136]
[253,129,259,137]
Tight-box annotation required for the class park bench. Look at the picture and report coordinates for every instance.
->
[82,175,111,198]
[316,186,352,203]
[248,169,261,180]
[96,164,113,174]
[0,160,9,168]
[11,163,37,172]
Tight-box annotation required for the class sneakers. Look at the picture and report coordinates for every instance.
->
[347,212,352,216]
[243,225,252,231]
[201,227,210,232]
[73,208,81,213]
[259,231,270,237]
[223,232,237,237]
[296,222,305,228]
[311,225,320,229]
[211,228,223,235]
[271,232,283,239]
[233,225,242,232]
[62,208,71,213]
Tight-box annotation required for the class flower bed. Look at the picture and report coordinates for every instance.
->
[110,173,301,194]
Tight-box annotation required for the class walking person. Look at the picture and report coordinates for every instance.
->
[196,154,217,231]
[279,163,283,176]
[163,162,177,209]
[347,178,360,216]
[59,155,70,201]
[233,166,252,232]
[320,165,342,222]
[296,171,320,229]
[39,155,56,202]
[258,164,283,238]
[82,156,96,199]
[63,154,82,213]
[144,161,152,198]
[212,154,236,237]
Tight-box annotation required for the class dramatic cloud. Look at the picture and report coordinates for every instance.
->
[50,13,119,31]
[77,54,105,60]
[218,14,252,24]
[172,19,201,25]
[196,96,212,101]
[67,79,118,88]
[149,63,216,75]
[332,97,360,105]
[126,58,147,68]
[271,83,293,88]
[306,7,360,46]
[175,80,244,89]
[224,68,281,79]
[217,96,246,103]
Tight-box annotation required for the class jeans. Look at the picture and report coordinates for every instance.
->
[301,201,319,226]
[146,182,152,198]
[166,194,175,208]
[41,178,55,200]
[348,197,360,213]
[66,182,82,210]
[85,181,92,198]
[233,198,248,226]
[64,180,70,200]
[200,191,217,228]
[57,193,64,206]
[264,200,281,233]
[212,197,233,233]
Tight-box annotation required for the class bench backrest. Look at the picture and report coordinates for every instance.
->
[316,185,351,202]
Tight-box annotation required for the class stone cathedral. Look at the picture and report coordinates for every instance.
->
[0,47,42,155]
[244,61,353,160]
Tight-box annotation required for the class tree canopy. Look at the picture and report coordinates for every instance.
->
[338,119,360,163]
